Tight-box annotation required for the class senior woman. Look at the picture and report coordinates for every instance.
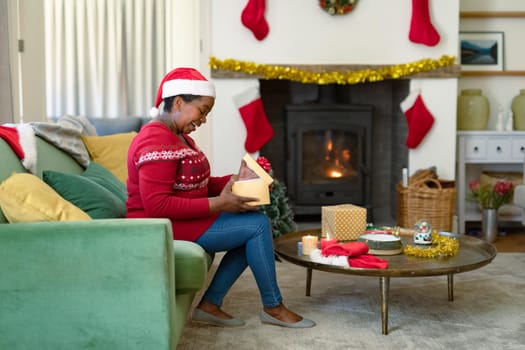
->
[126,67,315,329]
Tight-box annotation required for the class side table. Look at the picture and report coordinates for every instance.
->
[456,131,525,234]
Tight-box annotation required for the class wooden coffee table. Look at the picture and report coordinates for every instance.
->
[274,229,497,335]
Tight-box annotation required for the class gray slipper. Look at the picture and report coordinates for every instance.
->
[192,308,245,327]
[259,310,316,328]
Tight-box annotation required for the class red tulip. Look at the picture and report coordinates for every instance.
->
[494,181,513,196]
[468,179,515,210]
[469,180,480,191]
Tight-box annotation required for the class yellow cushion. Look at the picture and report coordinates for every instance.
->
[81,132,137,184]
[0,173,91,222]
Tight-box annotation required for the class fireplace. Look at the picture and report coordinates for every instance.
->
[260,79,410,224]
[285,104,372,216]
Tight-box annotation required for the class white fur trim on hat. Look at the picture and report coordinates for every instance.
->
[149,107,160,118]
[162,79,216,99]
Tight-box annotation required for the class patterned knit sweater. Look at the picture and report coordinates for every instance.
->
[126,122,230,241]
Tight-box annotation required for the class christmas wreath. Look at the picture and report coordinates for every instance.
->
[319,0,358,15]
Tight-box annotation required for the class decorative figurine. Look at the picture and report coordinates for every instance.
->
[413,219,433,245]
[506,111,514,131]
[495,104,505,131]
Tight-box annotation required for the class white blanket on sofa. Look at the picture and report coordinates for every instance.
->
[31,115,97,168]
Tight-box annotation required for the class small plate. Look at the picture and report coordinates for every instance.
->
[357,233,403,255]
[438,231,459,239]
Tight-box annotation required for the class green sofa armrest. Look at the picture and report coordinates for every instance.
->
[0,218,178,350]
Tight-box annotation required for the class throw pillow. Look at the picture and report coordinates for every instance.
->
[43,170,126,219]
[81,132,136,184]
[83,161,127,202]
[0,172,91,222]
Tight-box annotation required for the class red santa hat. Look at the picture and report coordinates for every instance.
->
[0,124,37,174]
[149,67,216,118]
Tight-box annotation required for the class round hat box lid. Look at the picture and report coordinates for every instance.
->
[357,233,403,255]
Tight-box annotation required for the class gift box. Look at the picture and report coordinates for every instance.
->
[232,153,274,206]
[321,204,367,241]
[232,178,270,205]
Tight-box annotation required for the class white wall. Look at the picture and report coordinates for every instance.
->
[458,1,525,130]
[207,0,460,179]
[165,0,213,157]
[9,0,522,182]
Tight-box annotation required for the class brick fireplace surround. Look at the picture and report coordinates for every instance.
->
[259,79,410,225]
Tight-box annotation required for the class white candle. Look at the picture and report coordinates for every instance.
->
[301,235,318,255]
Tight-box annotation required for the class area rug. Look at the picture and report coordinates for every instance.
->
[177,253,525,350]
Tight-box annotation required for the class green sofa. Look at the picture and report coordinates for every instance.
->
[0,119,212,349]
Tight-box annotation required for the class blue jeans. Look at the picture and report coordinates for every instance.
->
[196,211,283,308]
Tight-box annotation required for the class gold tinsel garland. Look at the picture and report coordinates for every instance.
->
[403,232,460,258]
[209,55,456,85]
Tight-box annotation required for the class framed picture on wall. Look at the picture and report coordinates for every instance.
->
[459,31,504,71]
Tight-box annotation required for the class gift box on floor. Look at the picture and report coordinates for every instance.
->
[321,204,367,241]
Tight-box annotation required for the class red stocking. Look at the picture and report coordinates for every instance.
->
[409,0,440,47]
[233,83,274,153]
[400,91,435,149]
[241,0,269,41]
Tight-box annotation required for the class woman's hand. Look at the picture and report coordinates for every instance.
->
[209,176,259,213]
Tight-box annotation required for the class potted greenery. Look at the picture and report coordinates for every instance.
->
[256,156,297,239]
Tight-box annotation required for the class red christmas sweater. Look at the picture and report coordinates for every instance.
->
[126,122,231,241]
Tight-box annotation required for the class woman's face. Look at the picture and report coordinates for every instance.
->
[173,96,215,134]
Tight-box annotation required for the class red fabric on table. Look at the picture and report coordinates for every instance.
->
[321,241,389,269]
[348,255,389,269]
[320,238,338,250]
[321,241,369,257]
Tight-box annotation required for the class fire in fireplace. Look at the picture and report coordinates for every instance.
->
[285,104,372,216]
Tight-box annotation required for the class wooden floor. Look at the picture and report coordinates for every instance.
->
[464,222,525,253]
[490,229,525,253]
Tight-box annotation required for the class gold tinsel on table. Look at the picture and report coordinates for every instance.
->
[209,55,456,85]
[403,232,460,258]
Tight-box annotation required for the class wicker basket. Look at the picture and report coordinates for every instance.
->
[396,178,456,232]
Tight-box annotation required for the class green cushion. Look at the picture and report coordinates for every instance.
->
[172,240,213,294]
[43,170,126,219]
[83,162,127,202]
[0,139,27,223]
